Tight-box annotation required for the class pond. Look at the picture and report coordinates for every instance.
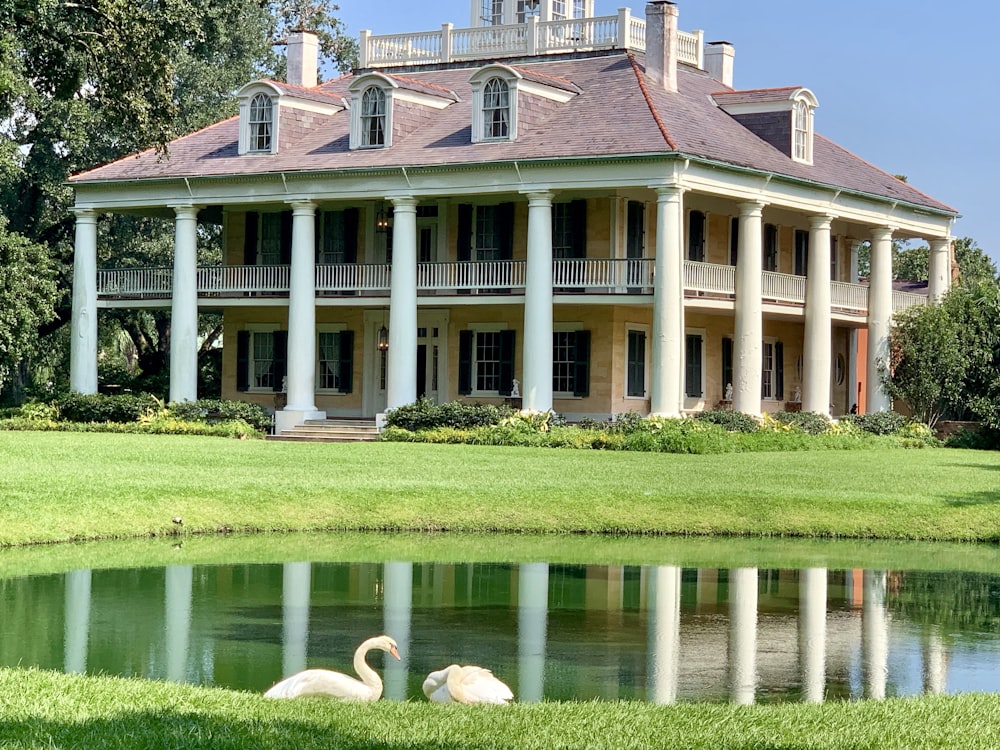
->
[1,535,999,704]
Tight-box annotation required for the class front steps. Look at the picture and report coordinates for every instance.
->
[267,417,379,443]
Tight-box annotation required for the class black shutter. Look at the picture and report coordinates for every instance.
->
[279,211,293,265]
[313,212,322,263]
[236,331,250,392]
[457,204,473,261]
[497,202,515,260]
[343,208,359,264]
[730,217,739,266]
[244,212,259,266]
[569,199,587,259]
[775,340,784,400]
[688,210,706,262]
[573,330,591,397]
[498,329,515,396]
[336,330,354,393]
[272,330,288,393]
[722,337,733,398]
[458,330,473,395]
[685,334,703,398]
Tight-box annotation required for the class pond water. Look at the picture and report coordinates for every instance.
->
[2,543,999,704]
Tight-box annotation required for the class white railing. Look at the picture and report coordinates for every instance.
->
[552,258,653,289]
[98,267,173,297]
[417,260,525,291]
[360,15,703,68]
[196,265,289,295]
[762,271,806,305]
[831,281,867,313]
[892,291,928,313]
[684,260,734,295]
[316,263,391,293]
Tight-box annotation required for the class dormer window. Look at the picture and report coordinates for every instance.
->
[712,86,818,166]
[248,94,274,153]
[792,98,814,164]
[361,86,387,147]
[483,78,511,140]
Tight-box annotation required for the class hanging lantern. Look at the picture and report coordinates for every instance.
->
[377,325,389,351]
[375,204,391,233]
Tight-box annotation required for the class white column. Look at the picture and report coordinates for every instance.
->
[281,562,311,678]
[70,208,99,394]
[729,567,758,705]
[64,569,92,674]
[169,204,200,404]
[386,197,418,410]
[848,240,863,413]
[285,201,318,413]
[862,569,889,700]
[165,565,193,683]
[866,227,894,412]
[650,185,684,417]
[798,568,827,703]
[518,562,549,702]
[733,201,764,416]
[383,561,413,701]
[927,238,952,302]
[647,566,681,704]
[522,191,554,412]
[803,215,833,415]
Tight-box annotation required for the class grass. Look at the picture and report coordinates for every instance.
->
[1,432,999,548]
[3,431,1000,748]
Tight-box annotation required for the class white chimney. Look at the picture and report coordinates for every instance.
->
[644,2,679,93]
[705,41,735,88]
[287,31,319,88]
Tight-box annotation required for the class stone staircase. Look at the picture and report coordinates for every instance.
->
[267,417,380,443]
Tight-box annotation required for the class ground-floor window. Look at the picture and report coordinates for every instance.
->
[459,328,515,396]
[317,329,354,394]
[236,329,287,393]
[761,338,784,400]
[685,332,704,398]
[626,328,646,398]
[552,329,590,397]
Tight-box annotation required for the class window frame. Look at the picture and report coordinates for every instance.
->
[469,65,520,143]
[684,329,705,401]
[792,98,814,164]
[360,86,387,148]
[236,83,282,156]
[348,74,396,150]
[552,325,590,399]
[625,324,649,400]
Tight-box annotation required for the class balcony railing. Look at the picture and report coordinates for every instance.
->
[359,13,703,69]
[96,260,928,316]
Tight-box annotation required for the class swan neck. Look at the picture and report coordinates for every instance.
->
[354,638,384,699]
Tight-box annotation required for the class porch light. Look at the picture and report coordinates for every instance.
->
[377,325,389,351]
[375,204,391,233]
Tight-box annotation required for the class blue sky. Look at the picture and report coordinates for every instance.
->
[334,0,999,265]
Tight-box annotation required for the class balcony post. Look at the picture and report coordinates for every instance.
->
[523,191,554,412]
[650,184,685,417]
[866,226,894,412]
[277,200,325,432]
[927,237,952,302]
[803,215,833,415]
[358,30,369,67]
[70,208,99,395]
[617,7,631,49]
[387,196,418,410]
[169,204,200,404]
[733,201,764,416]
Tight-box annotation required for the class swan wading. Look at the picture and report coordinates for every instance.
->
[264,635,400,700]
[422,664,514,704]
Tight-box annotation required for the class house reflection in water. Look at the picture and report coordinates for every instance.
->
[2,561,974,703]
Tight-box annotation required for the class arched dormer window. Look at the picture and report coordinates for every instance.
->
[483,78,510,140]
[361,86,387,147]
[790,90,817,165]
[248,93,274,153]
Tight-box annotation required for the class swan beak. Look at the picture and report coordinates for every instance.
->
[389,645,401,660]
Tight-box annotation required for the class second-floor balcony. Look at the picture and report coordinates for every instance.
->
[96,259,927,315]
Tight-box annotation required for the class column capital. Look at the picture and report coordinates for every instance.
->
[808,214,835,230]
[286,199,317,214]
[928,236,952,250]
[522,190,555,204]
[72,207,98,221]
[170,203,202,220]
[652,183,685,201]
[388,195,417,210]
[737,200,766,217]
[870,225,896,242]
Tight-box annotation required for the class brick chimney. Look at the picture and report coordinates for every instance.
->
[287,31,319,88]
[705,41,735,88]
[645,1,679,93]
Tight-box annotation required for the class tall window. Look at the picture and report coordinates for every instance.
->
[552,203,573,258]
[517,0,539,21]
[685,333,703,398]
[830,236,839,281]
[248,93,273,152]
[259,213,283,265]
[475,205,500,260]
[482,0,503,25]
[627,329,646,398]
[761,340,775,399]
[793,100,810,163]
[320,211,346,264]
[763,223,778,272]
[361,87,386,147]
[729,216,739,266]
[794,229,809,276]
[553,331,576,394]
[252,332,276,390]
[475,331,502,392]
[687,210,706,262]
[483,77,510,140]
[318,332,342,391]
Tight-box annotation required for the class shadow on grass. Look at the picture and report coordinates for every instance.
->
[944,490,1000,507]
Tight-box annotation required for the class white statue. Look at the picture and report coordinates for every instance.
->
[793,384,801,402]
[510,379,520,398]
[724,382,733,401]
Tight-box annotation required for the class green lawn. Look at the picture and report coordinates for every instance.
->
[1,432,999,547]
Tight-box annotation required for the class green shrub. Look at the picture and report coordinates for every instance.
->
[945,426,1000,450]
[694,409,760,433]
[843,410,907,435]
[167,399,272,432]
[385,398,514,431]
[608,411,650,434]
[55,392,162,423]
[772,410,832,435]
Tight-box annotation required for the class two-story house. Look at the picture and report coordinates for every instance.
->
[68,1,957,432]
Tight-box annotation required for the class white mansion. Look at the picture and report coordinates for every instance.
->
[68,1,957,431]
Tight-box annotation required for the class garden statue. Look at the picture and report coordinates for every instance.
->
[510,379,520,398]
[792,384,801,402]
[724,382,733,401]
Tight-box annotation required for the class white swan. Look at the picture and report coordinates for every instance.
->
[422,664,514,704]
[264,634,400,701]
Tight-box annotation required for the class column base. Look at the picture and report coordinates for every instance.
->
[274,408,326,435]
